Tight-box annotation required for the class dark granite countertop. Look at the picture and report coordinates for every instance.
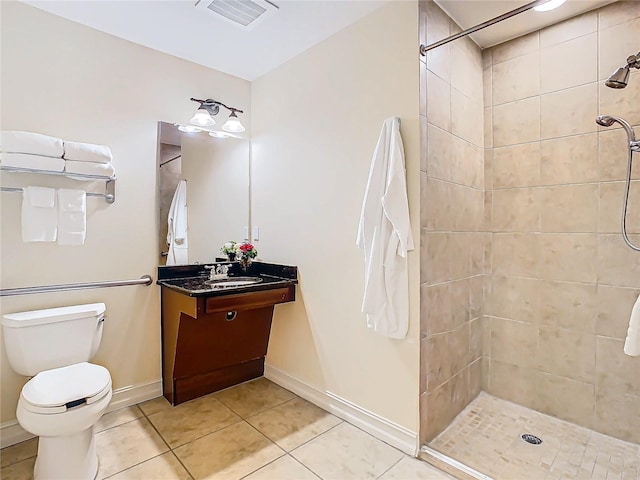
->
[157,261,298,298]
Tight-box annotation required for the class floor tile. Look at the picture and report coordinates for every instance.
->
[174,421,284,480]
[378,456,455,479]
[215,378,296,418]
[138,396,172,416]
[96,417,169,479]
[0,438,37,468]
[242,455,320,480]
[246,397,342,451]
[0,457,35,480]
[147,394,241,448]
[105,452,191,480]
[96,406,144,433]
[291,422,404,480]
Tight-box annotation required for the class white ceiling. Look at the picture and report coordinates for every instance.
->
[24,0,619,82]
[435,0,617,49]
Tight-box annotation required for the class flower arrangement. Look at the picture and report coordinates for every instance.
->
[236,242,258,271]
[220,241,238,260]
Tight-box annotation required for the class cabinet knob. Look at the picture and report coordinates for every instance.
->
[225,311,237,321]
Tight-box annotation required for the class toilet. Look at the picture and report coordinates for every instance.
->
[2,303,113,480]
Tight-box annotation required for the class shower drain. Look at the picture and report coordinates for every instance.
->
[521,433,543,445]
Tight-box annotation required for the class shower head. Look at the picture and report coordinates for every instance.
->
[596,115,639,151]
[605,52,640,89]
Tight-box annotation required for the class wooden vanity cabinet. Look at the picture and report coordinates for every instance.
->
[160,286,295,405]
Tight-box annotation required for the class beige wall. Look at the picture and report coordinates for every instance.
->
[418,1,485,443]
[0,2,250,423]
[251,2,421,433]
[483,1,640,443]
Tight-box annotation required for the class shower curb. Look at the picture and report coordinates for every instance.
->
[419,445,493,480]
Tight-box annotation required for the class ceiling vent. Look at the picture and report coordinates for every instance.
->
[195,0,278,30]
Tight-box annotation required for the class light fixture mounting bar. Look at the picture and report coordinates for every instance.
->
[190,97,244,115]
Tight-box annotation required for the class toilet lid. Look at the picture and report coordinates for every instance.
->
[21,362,111,413]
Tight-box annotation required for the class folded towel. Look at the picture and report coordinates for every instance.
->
[63,141,113,164]
[1,153,65,172]
[22,186,57,242]
[64,160,115,179]
[57,189,86,246]
[624,294,640,356]
[1,131,64,158]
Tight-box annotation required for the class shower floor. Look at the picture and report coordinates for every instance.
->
[425,392,640,480]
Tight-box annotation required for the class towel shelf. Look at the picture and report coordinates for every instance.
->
[0,166,116,204]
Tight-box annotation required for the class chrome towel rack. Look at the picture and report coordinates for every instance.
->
[0,275,153,297]
[1,186,113,202]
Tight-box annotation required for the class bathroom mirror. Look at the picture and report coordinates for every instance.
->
[157,121,250,265]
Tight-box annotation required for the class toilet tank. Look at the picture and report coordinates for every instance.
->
[1,303,106,376]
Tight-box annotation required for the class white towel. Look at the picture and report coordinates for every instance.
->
[1,131,64,158]
[22,186,57,242]
[1,153,65,172]
[63,141,113,164]
[57,189,86,246]
[624,294,640,356]
[64,160,115,179]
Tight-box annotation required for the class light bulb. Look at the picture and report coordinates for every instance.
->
[221,113,245,133]
[190,107,216,127]
[209,131,230,138]
[177,124,202,133]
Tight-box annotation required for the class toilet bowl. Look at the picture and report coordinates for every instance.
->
[2,304,113,480]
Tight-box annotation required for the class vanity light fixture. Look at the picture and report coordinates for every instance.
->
[208,131,230,138]
[190,97,245,133]
[533,0,566,12]
[176,124,202,133]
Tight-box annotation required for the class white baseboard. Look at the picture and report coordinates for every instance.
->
[264,364,418,455]
[0,379,162,449]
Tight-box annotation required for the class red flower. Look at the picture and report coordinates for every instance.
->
[239,243,253,252]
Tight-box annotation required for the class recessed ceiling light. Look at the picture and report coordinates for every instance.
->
[533,0,566,12]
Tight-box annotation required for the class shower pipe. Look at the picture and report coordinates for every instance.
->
[0,275,153,297]
[596,115,640,252]
[420,0,549,55]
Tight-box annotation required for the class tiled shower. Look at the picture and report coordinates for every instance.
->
[419,0,640,476]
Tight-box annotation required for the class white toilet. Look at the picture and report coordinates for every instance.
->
[2,303,113,480]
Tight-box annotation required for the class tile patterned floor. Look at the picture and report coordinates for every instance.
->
[1,378,453,480]
[429,392,640,480]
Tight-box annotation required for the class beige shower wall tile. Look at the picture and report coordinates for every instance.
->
[483,67,492,110]
[420,172,429,228]
[426,70,450,131]
[594,390,640,444]
[540,184,599,233]
[422,369,470,441]
[539,280,597,333]
[424,177,452,231]
[492,31,539,65]
[493,97,540,147]
[490,317,538,369]
[451,278,471,328]
[540,11,597,47]
[425,1,451,81]
[598,0,640,29]
[425,326,470,391]
[470,274,483,320]
[420,61,427,118]
[539,233,597,283]
[596,285,640,339]
[492,233,540,277]
[492,52,539,105]
[423,231,451,284]
[599,72,640,127]
[538,326,596,383]
[470,234,484,276]
[484,191,492,232]
[449,232,471,279]
[420,115,427,172]
[451,136,483,189]
[484,107,492,149]
[492,187,540,233]
[534,372,595,428]
[596,336,640,395]
[422,281,453,335]
[469,359,482,402]
[598,17,640,80]
[493,143,540,188]
[451,88,483,147]
[540,133,598,185]
[488,360,537,410]
[451,37,483,102]
[599,181,640,234]
[598,234,640,287]
[426,124,452,181]
[470,316,483,362]
[486,275,541,323]
[540,33,597,94]
[599,127,640,181]
[451,184,484,232]
[540,83,598,139]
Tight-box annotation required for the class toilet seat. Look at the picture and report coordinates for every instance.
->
[21,362,112,415]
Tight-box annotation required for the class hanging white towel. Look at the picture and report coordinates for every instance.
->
[167,180,188,265]
[64,160,115,178]
[357,117,414,339]
[21,186,57,242]
[63,141,113,163]
[1,153,65,172]
[1,131,64,158]
[57,189,86,246]
[624,294,640,356]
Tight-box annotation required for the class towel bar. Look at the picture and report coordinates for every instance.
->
[0,275,153,297]
[0,166,116,203]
